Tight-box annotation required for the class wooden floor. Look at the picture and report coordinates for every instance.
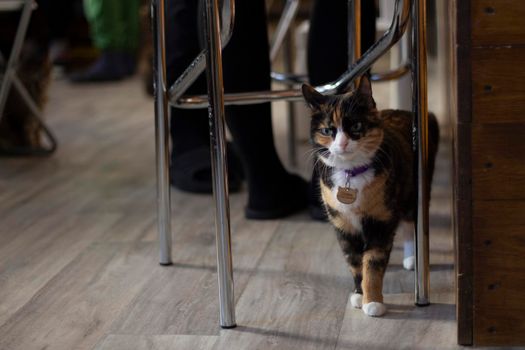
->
[0,75,462,350]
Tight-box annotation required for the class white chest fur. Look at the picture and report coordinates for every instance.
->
[330,168,375,232]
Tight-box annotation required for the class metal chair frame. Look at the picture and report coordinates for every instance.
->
[269,0,411,86]
[268,0,411,166]
[152,0,430,328]
[0,0,57,156]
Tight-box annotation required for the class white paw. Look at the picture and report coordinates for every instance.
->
[350,293,363,309]
[403,256,415,271]
[362,302,387,317]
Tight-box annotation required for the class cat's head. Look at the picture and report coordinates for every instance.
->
[302,76,383,170]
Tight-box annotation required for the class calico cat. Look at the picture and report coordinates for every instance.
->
[302,76,439,317]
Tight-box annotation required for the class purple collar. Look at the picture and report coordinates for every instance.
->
[344,164,371,177]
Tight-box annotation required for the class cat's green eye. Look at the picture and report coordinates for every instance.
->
[319,127,334,136]
[351,122,362,132]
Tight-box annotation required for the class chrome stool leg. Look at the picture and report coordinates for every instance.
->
[412,0,430,306]
[0,0,33,120]
[270,0,300,167]
[204,0,236,328]
[0,0,58,156]
[153,0,172,266]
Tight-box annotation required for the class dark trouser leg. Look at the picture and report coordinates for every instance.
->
[308,0,377,85]
[222,0,280,182]
[36,0,73,41]
[167,0,307,215]
[166,0,245,193]
[222,0,307,216]
[166,0,210,156]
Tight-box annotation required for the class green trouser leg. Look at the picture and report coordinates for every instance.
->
[83,0,140,52]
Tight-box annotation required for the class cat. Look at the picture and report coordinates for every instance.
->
[302,75,439,317]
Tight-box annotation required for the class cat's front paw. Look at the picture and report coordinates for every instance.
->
[350,293,363,309]
[362,302,387,317]
[403,256,415,271]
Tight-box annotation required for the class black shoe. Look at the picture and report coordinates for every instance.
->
[170,143,244,194]
[244,174,309,220]
[69,51,126,82]
[118,52,136,76]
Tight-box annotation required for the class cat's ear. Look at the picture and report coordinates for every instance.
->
[356,75,376,109]
[302,84,327,110]
[357,75,373,98]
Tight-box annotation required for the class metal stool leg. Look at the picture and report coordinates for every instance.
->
[0,0,33,121]
[153,0,172,266]
[270,0,300,167]
[0,0,57,155]
[412,0,430,306]
[204,0,236,328]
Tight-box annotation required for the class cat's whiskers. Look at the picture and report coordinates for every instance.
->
[315,151,331,175]
[311,148,332,183]
[305,146,330,169]
[303,146,325,162]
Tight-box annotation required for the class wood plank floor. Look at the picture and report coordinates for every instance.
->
[0,75,466,349]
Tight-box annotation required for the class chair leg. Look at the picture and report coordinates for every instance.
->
[153,0,172,266]
[203,0,236,329]
[0,0,57,155]
[11,75,58,154]
[412,0,430,307]
[0,0,33,122]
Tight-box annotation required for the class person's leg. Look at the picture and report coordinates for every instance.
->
[37,0,74,64]
[117,0,139,74]
[166,0,208,155]
[308,0,376,86]
[37,0,74,42]
[83,0,120,51]
[308,0,348,86]
[167,0,307,216]
[361,0,377,55]
[166,0,243,193]
[118,0,139,51]
[70,0,134,81]
[222,0,308,218]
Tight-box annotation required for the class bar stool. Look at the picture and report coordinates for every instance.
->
[152,0,430,328]
[0,0,57,155]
